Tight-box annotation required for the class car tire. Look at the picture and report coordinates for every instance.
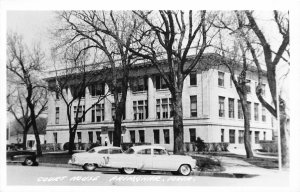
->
[118,168,125,174]
[24,158,34,166]
[123,168,135,175]
[178,164,191,176]
[83,163,96,171]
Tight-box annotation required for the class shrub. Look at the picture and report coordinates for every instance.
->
[203,142,229,152]
[195,137,205,152]
[259,141,278,153]
[194,156,222,172]
[63,142,76,151]
[41,143,61,152]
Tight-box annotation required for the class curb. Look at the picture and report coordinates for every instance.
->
[191,171,258,178]
[7,162,257,178]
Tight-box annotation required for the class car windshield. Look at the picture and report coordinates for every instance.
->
[124,148,135,154]
[88,149,95,153]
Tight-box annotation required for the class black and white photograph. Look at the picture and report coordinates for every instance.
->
[1,0,300,191]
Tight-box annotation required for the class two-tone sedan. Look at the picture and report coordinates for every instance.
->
[102,145,197,176]
[68,146,123,171]
[6,148,39,166]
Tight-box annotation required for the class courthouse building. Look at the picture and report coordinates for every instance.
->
[45,54,274,151]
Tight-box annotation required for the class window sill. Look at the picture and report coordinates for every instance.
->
[132,90,147,95]
[218,85,225,88]
[156,88,169,92]
[189,85,198,88]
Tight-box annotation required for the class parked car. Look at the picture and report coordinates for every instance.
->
[101,145,197,176]
[6,148,39,166]
[68,146,123,171]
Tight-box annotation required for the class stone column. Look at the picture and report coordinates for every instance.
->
[148,76,156,120]
[85,86,91,123]
[126,82,133,121]
[104,83,112,122]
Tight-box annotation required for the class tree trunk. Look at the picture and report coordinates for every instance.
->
[172,90,184,154]
[30,114,42,156]
[113,116,122,147]
[27,102,42,156]
[240,94,254,158]
[22,128,28,150]
[243,116,253,158]
[280,98,289,168]
[68,130,76,154]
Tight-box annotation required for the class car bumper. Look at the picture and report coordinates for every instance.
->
[68,159,81,166]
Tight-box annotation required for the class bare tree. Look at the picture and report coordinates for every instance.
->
[7,33,47,156]
[51,44,110,154]
[244,10,289,168]
[113,10,216,153]
[213,10,289,165]
[7,87,47,150]
[54,11,141,147]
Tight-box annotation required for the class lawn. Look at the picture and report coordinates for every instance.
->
[204,152,279,169]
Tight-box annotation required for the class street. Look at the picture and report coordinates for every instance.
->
[6,165,289,186]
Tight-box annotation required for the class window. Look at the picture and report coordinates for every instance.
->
[246,79,251,93]
[153,129,160,144]
[162,98,169,118]
[137,148,151,155]
[254,103,259,121]
[88,131,93,143]
[163,129,170,144]
[154,148,168,155]
[189,128,196,143]
[74,105,85,123]
[131,76,148,92]
[229,129,235,144]
[262,107,266,122]
[55,107,59,124]
[255,131,260,144]
[190,72,197,86]
[238,100,243,119]
[89,83,105,96]
[133,100,148,120]
[263,131,266,140]
[156,75,168,90]
[247,102,251,120]
[156,98,173,119]
[125,148,135,154]
[77,132,82,143]
[110,149,123,154]
[108,131,113,144]
[96,131,101,143]
[130,130,135,143]
[238,130,244,144]
[228,98,234,118]
[53,132,57,144]
[221,129,224,142]
[218,72,224,87]
[91,104,104,122]
[190,96,197,117]
[139,130,145,143]
[98,149,108,154]
[219,96,225,117]
[55,91,60,100]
